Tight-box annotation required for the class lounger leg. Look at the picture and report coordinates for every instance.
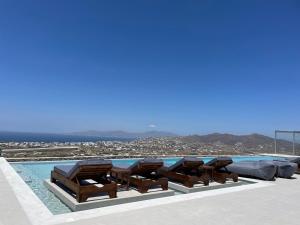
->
[138,186,149,193]
[212,172,226,184]
[77,194,88,203]
[161,183,168,190]
[229,173,238,182]
[51,176,56,183]
[183,180,194,188]
[50,171,56,183]
[108,182,118,198]
[201,175,210,186]
[108,190,117,198]
[204,180,209,186]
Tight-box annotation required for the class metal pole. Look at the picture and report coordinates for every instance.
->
[274,130,277,154]
[293,132,295,155]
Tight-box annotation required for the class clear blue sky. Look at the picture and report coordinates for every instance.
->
[0,0,300,135]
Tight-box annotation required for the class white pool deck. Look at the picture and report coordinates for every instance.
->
[1,157,300,225]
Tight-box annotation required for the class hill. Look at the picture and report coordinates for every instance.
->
[180,133,293,149]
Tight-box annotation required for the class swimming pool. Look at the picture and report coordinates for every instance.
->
[10,155,283,215]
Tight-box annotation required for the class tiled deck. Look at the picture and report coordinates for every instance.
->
[1,157,300,225]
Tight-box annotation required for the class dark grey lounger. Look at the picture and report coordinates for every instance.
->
[271,160,297,178]
[288,157,300,164]
[225,160,277,180]
[286,157,300,173]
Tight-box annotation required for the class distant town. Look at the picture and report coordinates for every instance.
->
[1,132,289,161]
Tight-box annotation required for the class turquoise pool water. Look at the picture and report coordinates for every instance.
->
[10,155,283,215]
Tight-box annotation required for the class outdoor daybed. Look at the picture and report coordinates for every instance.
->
[224,160,277,180]
[271,160,298,178]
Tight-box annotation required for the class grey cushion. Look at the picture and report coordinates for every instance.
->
[166,157,203,172]
[205,157,233,166]
[287,157,300,165]
[54,165,74,177]
[54,159,112,178]
[128,158,163,170]
[225,160,277,180]
[271,160,297,178]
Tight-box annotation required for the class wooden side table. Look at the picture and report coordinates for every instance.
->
[110,167,131,190]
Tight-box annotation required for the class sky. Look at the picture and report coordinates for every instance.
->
[0,0,300,136]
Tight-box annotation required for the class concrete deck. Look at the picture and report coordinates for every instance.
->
[0,168,32,225]
[61,176,300,225]
[1,156,300,225]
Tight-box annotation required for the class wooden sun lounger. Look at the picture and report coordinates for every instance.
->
[205,157,238,184]
[110,158,168,193]
[51,159,117,202]
[159,157,210,188]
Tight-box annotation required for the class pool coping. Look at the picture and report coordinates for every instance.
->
[8,154,285,165]
[0,157,275,225]
[8,157,180,164]
[8,153,285,163]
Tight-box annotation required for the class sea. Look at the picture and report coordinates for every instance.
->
[0,132,133,143]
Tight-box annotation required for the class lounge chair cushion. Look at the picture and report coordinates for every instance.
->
[287,157,300,165]
[128,158,163,170]
[54,159,112,178]
[54,165,74,177]
[225,160,277,180]
[205,157,233,167]
[271,160,297,178]
[166,157,203,172]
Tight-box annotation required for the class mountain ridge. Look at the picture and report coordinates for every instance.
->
[179,132,295,149]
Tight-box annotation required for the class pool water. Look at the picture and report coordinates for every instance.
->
[10,155,283,215]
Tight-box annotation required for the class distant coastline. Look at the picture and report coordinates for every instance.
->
[0,131,133,143]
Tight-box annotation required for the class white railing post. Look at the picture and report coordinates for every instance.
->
[274,130,277,154]
[293,131,295,155]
